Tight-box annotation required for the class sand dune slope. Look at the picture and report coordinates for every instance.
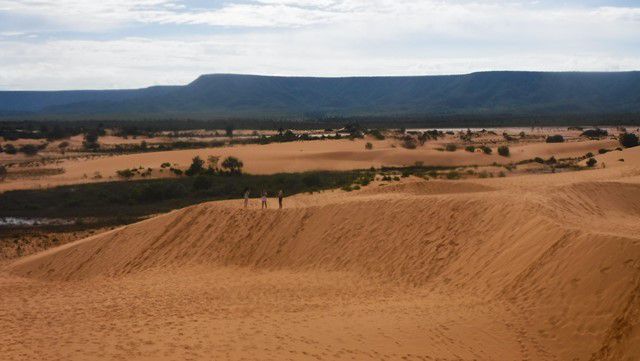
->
[5,178,640,360]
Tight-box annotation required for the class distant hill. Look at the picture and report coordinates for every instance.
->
[1,72,640,119]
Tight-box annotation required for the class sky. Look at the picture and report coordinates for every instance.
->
[0,0,639,90]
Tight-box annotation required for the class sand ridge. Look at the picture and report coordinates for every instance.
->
[2,145,640,360]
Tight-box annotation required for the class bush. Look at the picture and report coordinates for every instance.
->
[160,162,171,168]
[581,128,608,139]
[19,144,39,156]
[598,148,610,154]
[193,175,213,190]
[465,145,476,152]
[4,143,17,155]
[534,157,544,164]
[185,156,205,176]
[370,129,385,140]
[546,135,564,143]
[221,156,244,175]
[619,133,639,148]
[497,145,510,157]
[585,152,594,158]
[402,136,417,149]
[446,171,461,180]
[445,143,457,152]
[480,146,492,155]
[586,158,597,167]
[0,165,6,179]
[365,142,373,150]
[134,182,187,203]
[116,169,135,179]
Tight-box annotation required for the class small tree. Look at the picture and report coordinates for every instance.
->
[225,125,234,138]
[497,145,510,157]
[619,133,639,148]
[185,156,205,176]
[221,156,243,175]
[207,155,220,170]
[83,131,100,150]
[365,142,373,150]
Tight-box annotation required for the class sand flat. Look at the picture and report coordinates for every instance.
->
[0,137,620,192]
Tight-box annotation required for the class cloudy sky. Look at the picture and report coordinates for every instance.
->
[0,0,639,90]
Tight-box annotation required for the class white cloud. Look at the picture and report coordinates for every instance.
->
[0,1,638,89]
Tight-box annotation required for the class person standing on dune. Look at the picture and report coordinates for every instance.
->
[261,190,268,209]
[243,188,250,208]
[278,189,284,209]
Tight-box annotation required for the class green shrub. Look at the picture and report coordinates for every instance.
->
[581,128,608,139]
[497,145,510,157]
[19,144,39,156]
[619,133,639,148]
[402,136,417,149]
[481,146,492,155]
[546,135,564,143]
[465,145,476,152]
[116,169,135,179]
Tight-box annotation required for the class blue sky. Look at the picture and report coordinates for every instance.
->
[0,0,639,90]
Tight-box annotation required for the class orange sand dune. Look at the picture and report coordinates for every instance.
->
[3,150,640,360]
